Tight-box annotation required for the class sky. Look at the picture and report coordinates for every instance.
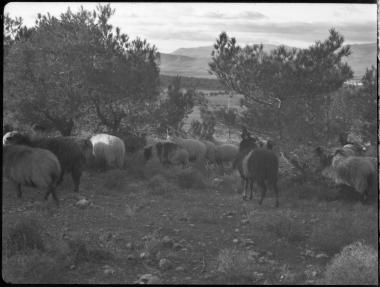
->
[4,2,377,53]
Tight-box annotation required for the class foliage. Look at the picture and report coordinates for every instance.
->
[4,4,160,136]
[155,75,195,135]
[209,29,353,146]
[214,106,239,139]
[322,241,378,285]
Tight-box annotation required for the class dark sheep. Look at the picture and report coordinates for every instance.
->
[235,128,280,207]
[3,131,93,193]
[315,146,378,203]
[3,143,61,206]
[144,141,189,168]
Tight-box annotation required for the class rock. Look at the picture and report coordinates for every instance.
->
[243,238,255,247]
[162,236,173,248]
[232,238,239,244]
[127,254,136,260]
[266,251,273,257]
[234,228,239,232]
[140,252,149,259]
[103,265,115,275]
[189,224,195,227]
[173,243,183,251]
[159,258,172,270]
[248,250,260,258]
[135,274,161,284]
[175,266,185,272]
[240,219,250,225]
[316,253,328,259]
[126,242,133,249]
[75,198,90,208]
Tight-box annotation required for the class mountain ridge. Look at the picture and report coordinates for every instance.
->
[160,43,376,80]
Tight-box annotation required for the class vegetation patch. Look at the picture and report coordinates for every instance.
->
[321,241,378,285]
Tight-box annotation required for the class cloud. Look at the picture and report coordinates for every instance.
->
[202,10,267,20]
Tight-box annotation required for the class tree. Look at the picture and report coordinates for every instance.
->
[214,106,238,139]
[155,75,195,135]
[209,29,353,146]
[4,4,160,136]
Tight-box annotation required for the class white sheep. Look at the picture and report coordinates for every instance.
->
[90,133,126,169]
[201,140,217,166]
[215,143,239,168]
[167,134,207,164]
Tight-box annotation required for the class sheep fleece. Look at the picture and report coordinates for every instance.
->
[91,134,126,168]
[3,145,61,189]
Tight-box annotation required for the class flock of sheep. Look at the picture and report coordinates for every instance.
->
[3,130,126,206]
[2,124,378,207]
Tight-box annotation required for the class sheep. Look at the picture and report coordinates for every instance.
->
[215,144,239,169]
[342,143,365,156]
[90,133,126,170]
[3,131,93,193]
[3,143,61,206]
[201,140,217,166]
[144,141,189,168]
[315,147,377,203]
[166,134,207,164]
[235,129,280,207]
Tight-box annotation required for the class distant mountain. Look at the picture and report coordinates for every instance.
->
[159,43,377,80]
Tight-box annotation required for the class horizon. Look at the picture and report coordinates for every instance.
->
[4,2,377,54]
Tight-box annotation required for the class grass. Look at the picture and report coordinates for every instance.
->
[321,241,378,285]
[2,160,378,284]
[309,205,377,254]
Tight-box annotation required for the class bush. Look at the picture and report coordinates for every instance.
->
[216,247,263,283]
[6,218,45,256]
[322,241,378,285]
[2,249,65,284]
[264,210,307,243]
[177,168,207,189]
[309,207,377,254]
[146,175,177,195]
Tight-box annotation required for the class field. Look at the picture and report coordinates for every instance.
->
[2,155,378,284]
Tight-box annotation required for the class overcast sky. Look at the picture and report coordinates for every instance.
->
[4,2,377,53]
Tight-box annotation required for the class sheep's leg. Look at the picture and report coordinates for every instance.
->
[57,170,65,185]
[16,183,22,199]
[71,168,82,193]
[273,182,279,208]
[242,179,247,200]
[258,180,266,205]
[45,186,59,207]
[249,180,254,200]
[240,176,245,194]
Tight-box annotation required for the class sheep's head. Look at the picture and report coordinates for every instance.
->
[143,145,154,162]
[2,131,29,146]
[314,146,333,169]
[239,135,258,154]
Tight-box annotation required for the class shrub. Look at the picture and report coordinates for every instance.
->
[6,218,45,256]
[322,241,378,285]
[265,210,307,243]
[177,168,207,189]
[309,207,377,254]
[2,249,67,284]
[216,247,262,282]
[146,174,177,195]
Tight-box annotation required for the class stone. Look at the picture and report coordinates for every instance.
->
[135,274,162,284]
[162,236,173,248]
[232,238,239,244]
[159,258,172,270]
[241,219,250,225]
[173,243,183,251]
[75,198,90,208]
[175,266,185,272]
[127,254,136,260]
[103,265,115,275]
[126,242,133,249]
[316,253,328,259]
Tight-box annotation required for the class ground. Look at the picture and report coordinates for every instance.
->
[2,158,378,284]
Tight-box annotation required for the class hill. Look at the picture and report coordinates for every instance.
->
[159,43,377,80]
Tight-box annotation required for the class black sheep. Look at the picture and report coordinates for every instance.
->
[3,131,93,193]
[235,128,280,207]
[3,144,61,206]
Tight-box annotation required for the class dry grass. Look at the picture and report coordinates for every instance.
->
[309,205,377,254]
[321,241,378,285]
